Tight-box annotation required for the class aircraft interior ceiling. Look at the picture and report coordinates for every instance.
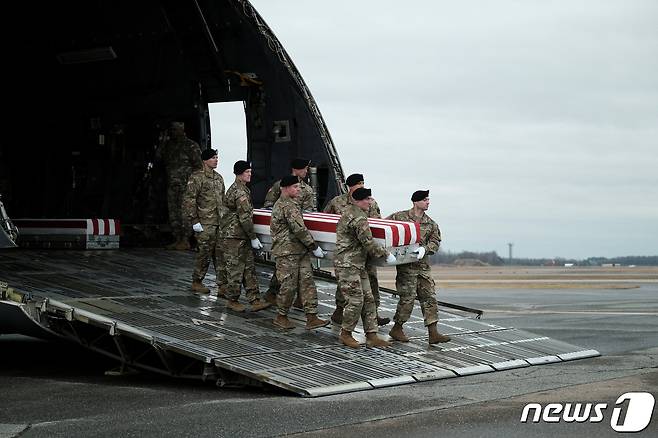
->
[2,0,342,240]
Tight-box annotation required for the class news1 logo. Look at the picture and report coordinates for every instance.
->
[520,392,655,432]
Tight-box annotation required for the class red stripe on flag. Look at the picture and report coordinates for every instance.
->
[369,218,421,245]
[103,219,110,235]
[390,224,400,245]
[370,227,386,239]
[253,214,271,226]
[303,219,336,233]
[92,219,99,235]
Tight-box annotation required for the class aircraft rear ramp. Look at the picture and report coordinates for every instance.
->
[0,249,599,397]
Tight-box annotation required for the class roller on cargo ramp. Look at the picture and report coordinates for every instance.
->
[0,249,599,397]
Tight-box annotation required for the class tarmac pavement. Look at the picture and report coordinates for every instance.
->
[1,283,656,437]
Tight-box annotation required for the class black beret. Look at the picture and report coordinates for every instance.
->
[201,149,218,161]
[291,157,310,169]
[280,175,299,187]
[345,173,364,187]
[352,187,372,201]
[411,190,429,202]
[233,160,251,175]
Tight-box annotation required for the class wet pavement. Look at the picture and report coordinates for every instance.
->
[1,281,657,437]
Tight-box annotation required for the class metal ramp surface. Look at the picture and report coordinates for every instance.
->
[0,249,599,397]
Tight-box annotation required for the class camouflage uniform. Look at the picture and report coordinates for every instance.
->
[264,177,316,211]
[224,178,260,302]
[334,204,388,333]
[386,209,441,326]
[324,193,382,309]
[162,130,202,242]
[270,196,320,316]
[323,192,381,218]
[183,167,225,284]
[264,176,316,296]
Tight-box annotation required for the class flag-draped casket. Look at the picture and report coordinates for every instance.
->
[252,209,421,266]
[12,218,120,249]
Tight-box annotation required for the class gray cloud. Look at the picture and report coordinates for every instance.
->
[244,0,658,258]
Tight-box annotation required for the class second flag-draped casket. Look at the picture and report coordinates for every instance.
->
[253,209,421,266]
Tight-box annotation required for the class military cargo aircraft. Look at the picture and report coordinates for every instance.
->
[0,0,598,396]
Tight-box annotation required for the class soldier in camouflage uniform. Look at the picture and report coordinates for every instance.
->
[323,173,389,327]
[162,121,202,250]
[334,187,395,348]
[270,175,328,330]
[386,190,451,344]
[263,157,316,211]
[223,160,271,312]
[183,149,225,294]
[263,157,316,305]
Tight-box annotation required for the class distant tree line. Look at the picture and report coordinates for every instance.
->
[582,256,658,266]
[430,250,505,266]
[428,251,658,266]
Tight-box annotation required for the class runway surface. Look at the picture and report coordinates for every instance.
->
[1,266,657,437]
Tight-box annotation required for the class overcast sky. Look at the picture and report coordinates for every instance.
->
[212,0,658,259]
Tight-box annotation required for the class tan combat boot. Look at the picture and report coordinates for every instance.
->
[339,329,361,349]
[428,322,451,344]
[226,300,246,312]
[250,299,271,312]
[273,314,296,330]
[366,332,391,348]
[330,307,343,324]
[388,323,410,342]
[305,314,329,330]
[292,294,303,309]
[191,281,210,294]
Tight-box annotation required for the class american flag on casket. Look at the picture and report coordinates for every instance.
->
[253,209,422,266]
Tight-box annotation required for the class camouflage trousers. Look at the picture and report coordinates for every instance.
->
[167,178,189,240]
[393,267,438,326]
[265,264,300,303]
[336,266,377,333]
[266,269,280,295]
[192,225,226,290]
[215,237,228,295]
[275,253,318,316]
[335,262,380,308]
[224,238,259,302]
